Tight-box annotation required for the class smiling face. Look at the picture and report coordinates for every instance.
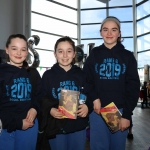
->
[100,20,121,49]
[5,37,28,67]
[54,41,76,71]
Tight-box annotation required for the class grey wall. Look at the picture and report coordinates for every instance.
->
[0,0,31,50]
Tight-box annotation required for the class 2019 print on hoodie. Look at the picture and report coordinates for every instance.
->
[95,58,126,80]
[6,77,32,101]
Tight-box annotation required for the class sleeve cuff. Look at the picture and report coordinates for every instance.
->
[122,112,132,120]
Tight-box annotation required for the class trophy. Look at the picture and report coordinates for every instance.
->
[26,35,40,68]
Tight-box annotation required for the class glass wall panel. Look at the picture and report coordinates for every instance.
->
[81,0,106,8]
[138,68,144,83]
[136,0,144,4]
[137,34,150,51]
[81,24,100,38]
[81,9,106,23]
[109,7,133,21]
[31,0,77,23]
[137,17,150,35]
[31,31,77,51]
[31,13,77,38]
[138,51,150,68]
[137,1,150,20]
[109,0,132,6]
[81,39,103,54]
[31,31,62,50]
[53,0,77,8]
[120,23,133,37]
[122,38,133,52]
[37,49,56,67]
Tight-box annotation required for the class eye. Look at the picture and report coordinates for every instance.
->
[112,29,118,32]
[103,29,107,31]
[12,48,17,50]
[58,50,62,53]
[22,49,27,51]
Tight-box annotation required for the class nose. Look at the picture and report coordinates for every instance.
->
[107,30,112,35]
[17,50,21,55]
[63,51,67,57]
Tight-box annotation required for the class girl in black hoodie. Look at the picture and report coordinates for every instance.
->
[0,34,42,150]
[41,36,88,150]
[83,16,140,150]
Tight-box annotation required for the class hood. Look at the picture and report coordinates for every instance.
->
[99,42,125,53]
[50,63,81,74]
[0,63,22,73]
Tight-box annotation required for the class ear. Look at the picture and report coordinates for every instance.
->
[5,47,9,54]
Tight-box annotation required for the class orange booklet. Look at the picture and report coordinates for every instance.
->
[100,102,122,133]
[58,89,79,119]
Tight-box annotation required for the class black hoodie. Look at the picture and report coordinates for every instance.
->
[0,63,43,132]
[83,43,140,120]
[42,63,88,134]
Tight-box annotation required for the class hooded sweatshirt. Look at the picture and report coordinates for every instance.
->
[42,63,88,134]
[0,63,43,132]
[83,43,140,120]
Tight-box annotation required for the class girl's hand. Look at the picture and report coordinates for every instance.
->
[22,119,34,130]
[119,118,130,131]
[76,104,88,117]
[50,108,64,119]
[93,98,101,114]
[26,108,37,123]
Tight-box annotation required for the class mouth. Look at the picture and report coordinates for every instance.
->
[106,37,113,39]
[62,59,69,62]
[15,56,22,59]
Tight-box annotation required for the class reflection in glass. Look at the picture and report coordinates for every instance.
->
[138,51,150,68]
[81,9,106,24]
[81,24,100,38]
[31,13,77,38]
[53,0,77,8]
[31,0,77,23]
[137,1,150,20]
[81,0,106,8]
[137,34,150,52]
[109,7,133,21]
[81,39,103,54]
[122,38,133,52]
[109,0,132,6]
[137,17,150,35]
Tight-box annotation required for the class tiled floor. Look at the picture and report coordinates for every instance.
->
[85,103,150,150]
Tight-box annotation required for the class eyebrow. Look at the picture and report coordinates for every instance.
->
[57,48,73,51]
[102,27,119,30]
[11,46,26,49]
